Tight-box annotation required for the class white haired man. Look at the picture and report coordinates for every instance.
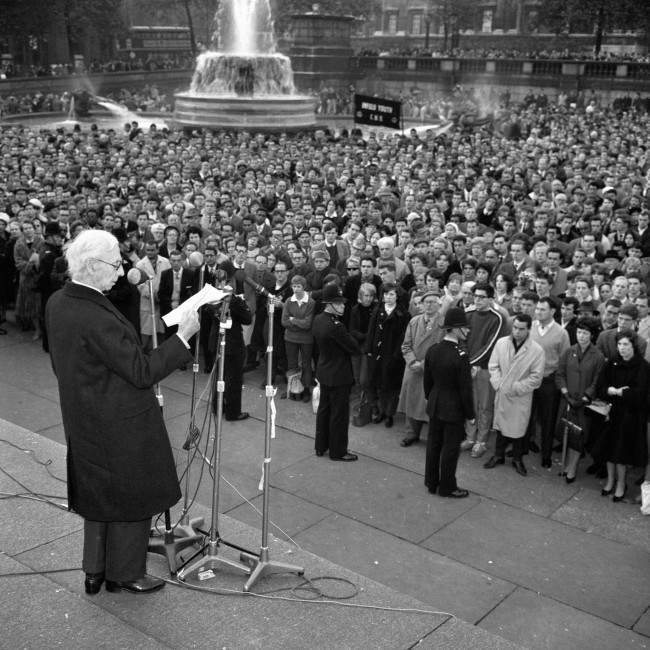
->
[46,230,200,595]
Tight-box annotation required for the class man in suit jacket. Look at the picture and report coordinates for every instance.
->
[423,307,475,498]
[596,303,647,360]
[312,284,361,461]
[45,230,199,595]
[159,250,196,338]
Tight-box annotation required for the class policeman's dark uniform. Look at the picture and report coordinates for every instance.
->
[423,308,475,496]
[312,286,361,459]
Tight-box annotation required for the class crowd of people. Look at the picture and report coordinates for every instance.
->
[0,55,194,80]
[358,46,650,63]
[1,89,649,503]
[0,85,175,118]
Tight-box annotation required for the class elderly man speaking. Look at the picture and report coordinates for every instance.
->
[46,230,200,595]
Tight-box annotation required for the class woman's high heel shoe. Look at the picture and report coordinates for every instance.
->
[565,475,576,484]
[601,486,614,496]
[612,487,627,503]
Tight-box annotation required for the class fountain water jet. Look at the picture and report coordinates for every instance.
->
[174,0,315,131]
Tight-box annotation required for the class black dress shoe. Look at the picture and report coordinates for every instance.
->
[440,488,469,498]
[225,412,249,421]
[84,572,104,595]
[541,458,552,469]
[427,485,437,494]
[484,456,505,469]
[331,453,358,462]
[372,413,385,424]
[401,436,419,447]
[384,416,394,428]
[528,440,540,453]
[315,450,327,457]
[105,575,165,593]
[512,460,528,476]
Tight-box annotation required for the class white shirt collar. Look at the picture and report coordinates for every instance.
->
[72,280,103,295]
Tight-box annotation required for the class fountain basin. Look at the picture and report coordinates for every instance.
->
[173,92,316,131]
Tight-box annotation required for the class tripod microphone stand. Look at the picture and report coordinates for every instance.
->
[243,295,303,592]
[145,274,203,575]
[177,292,252,582]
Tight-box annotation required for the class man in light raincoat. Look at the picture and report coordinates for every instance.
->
[484,313,545,477]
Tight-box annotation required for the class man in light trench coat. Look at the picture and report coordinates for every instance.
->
[397,290,445,446]
[484,313,545,476]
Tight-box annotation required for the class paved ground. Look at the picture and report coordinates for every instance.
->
[1,319,649,649]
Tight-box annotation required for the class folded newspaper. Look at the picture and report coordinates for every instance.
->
[586,399,611,417]
[162,284,228,327]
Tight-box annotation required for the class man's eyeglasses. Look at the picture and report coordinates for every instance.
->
[93,258,122,271]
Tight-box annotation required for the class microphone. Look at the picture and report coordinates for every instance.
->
[188,251,204,268]
[127,268,152,286]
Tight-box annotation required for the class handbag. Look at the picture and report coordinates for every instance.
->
[311,380,320,415]
[641,481,650,516]
[287,371,304,400]
[352,390,373,427]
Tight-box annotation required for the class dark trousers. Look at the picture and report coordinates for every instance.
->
[494,430,525,461]
[82,518,151,582]
[219,349,245,419]
[424,417,465,496]
[525,374,560,461]
[199,309,214,371]
[315,383,352,458]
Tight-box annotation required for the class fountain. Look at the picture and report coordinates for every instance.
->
[174,0,316,131]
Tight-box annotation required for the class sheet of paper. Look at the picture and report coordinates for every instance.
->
[162,284,228,326]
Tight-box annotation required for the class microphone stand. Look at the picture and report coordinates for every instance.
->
[242,295,303,592]
[177,292,252,582]
[176,263,205,535]
[146,274,203,575]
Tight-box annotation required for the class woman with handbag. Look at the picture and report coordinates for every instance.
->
[555,318,605,483]
[595,332,649,502]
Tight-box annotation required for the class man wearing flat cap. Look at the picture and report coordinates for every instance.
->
[313,284,361,461]
[397,290,445,447]
[423,307,475,498]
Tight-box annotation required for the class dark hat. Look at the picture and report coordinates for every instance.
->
[443,307,469,329]
[44,221,62,237]
[218,260,236,279]
[321,283,346,304]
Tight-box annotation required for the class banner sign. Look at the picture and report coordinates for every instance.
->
[353,94,402,129]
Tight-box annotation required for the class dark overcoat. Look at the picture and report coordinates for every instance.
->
[46,282,191,521]
[365,305,409,391]
[595,353,649,466]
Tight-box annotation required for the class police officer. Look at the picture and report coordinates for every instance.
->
[423,307,475,498]
[313,284,361,461]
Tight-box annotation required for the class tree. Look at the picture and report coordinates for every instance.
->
[537,0,648,55]
[426,0,475,52]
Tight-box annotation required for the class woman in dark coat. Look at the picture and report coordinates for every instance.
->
[595,331,649,502]
[555,317,605,482]
[365,282,409,427]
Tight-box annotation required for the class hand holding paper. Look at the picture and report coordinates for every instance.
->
[162,284,229,327]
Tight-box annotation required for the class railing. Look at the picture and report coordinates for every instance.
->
[351,56,650,81]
